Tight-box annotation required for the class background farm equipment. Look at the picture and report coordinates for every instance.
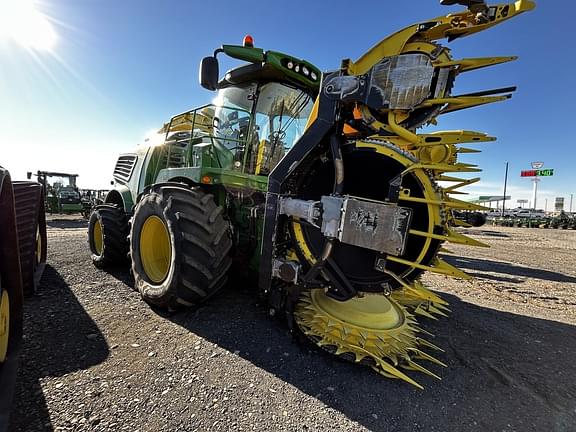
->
[0,167,47,431]
[28,171,82,215]
[80,189,109,219]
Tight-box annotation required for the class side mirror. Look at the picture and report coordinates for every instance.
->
[199,56,219,91]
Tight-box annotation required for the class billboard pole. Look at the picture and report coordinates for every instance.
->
[532,178,540,210]
[502,162,509,216]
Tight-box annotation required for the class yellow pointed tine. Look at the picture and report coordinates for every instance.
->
[412,349,447,368]
[375,361,424,390]
[404,360,442,380]
[457,147,481,154]
[417,338,444,353]
[433,56,518,73]
[445,228,490,248]
[433,303,452,313]
[417,327,435,338]
[434,257,472,279]
[443,177,481,192]
[413,281,449,305]
[413,305,439,321]
[428,304,449,318]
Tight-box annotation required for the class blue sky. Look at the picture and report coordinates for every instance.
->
[0,0,573,210]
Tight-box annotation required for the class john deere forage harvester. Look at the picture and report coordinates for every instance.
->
[88,0,534,388]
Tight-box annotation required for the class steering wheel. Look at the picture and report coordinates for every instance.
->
[269,130,286,142]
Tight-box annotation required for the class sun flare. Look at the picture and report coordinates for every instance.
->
[0,0,57,51]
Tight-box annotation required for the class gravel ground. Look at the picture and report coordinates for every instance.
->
[9,219,576,431]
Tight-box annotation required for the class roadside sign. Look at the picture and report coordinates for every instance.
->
[520,169,554,177]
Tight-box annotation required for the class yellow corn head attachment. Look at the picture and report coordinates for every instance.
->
[287,0,534,388]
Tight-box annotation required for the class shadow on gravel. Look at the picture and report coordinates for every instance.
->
[106,267,135,289]
[46,219,87,229]
[10,265,109,432]
[444,255,576,283]
[466,229,510,238]
[165,285,576,431]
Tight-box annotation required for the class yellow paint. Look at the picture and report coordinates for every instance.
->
[294,290,443,389]
[254,138,267,175]
[386,255,470,279]
[385,130,495,149]
[347,25,419,75]
[35,226,42,265]
[387,111,422,146]
[434,56,517,72]
[0,290,9,363]
[93,220,103,256]
[409,228,489,248]
[346,1,534,76]
[314,291,403,330]
[140,215,172,283]
[399,194,487,211]
[303,96,320,132]
[291,220,316,264]
[420,95,510,114]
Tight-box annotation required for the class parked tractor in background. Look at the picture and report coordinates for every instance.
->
[0,167,47,431]
[80,189,109,219]
[88,0,534,388]
[28,171,83,215]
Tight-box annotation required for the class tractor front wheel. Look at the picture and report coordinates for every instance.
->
[130,183,232,309]
[88,205,129,268]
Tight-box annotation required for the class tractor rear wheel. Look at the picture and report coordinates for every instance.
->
[88,204,129,268]
[130,183,232,309]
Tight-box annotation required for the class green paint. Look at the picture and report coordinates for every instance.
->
[536,169,554,177]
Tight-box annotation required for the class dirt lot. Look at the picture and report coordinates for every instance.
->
[9,219,576,431]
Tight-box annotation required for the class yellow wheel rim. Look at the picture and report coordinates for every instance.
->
[140,215,171,283]
[311,290,404,330]
[93,220,103,256]
[0,290,9,363]
[35,226,42,265]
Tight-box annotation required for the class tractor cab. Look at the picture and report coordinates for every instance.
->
[211,79,314,175]
[31,171,82,214]
[129,39,320,196]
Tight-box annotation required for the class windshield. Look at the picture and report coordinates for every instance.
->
[213,83,256,154]
[212,82,314,175]
[49,176,75,188]
[251,83,313,175]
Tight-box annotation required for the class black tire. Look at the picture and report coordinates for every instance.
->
[88,204,129,268]
[130,183,232,309]
[468,212,487,228]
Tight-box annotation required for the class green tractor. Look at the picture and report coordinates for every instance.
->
[30,171,83,214]
[88,1,534,388]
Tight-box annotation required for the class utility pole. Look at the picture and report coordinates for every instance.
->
[502,162,509,216]
[571,194,574,213]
